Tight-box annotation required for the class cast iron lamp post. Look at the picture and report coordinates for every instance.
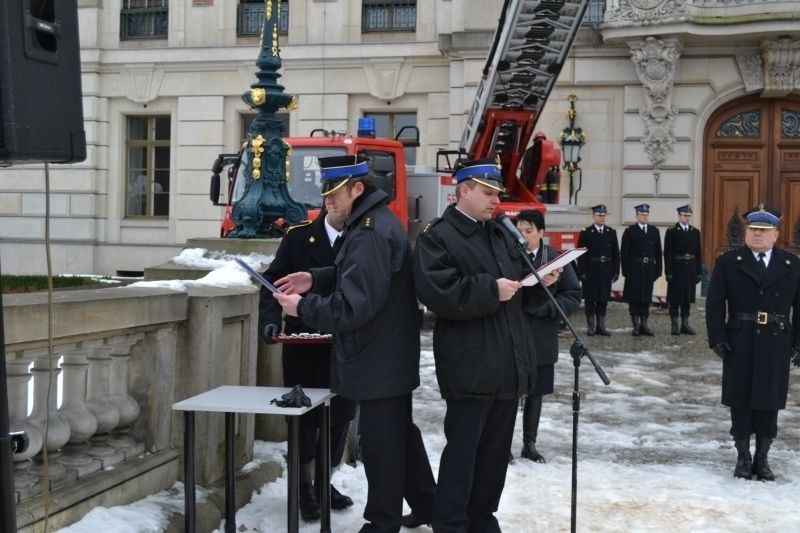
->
[228,0,305,238]
[558,93,587,205]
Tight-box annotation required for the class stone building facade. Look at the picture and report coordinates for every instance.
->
[0,0,798,277]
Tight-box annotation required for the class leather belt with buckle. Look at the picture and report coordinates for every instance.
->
[734,312,787,328]
[589,256,611,263]
[675,254,695,261]
[634,257,655,264]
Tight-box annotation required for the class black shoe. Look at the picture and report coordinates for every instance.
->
[401,513,430,528]
[680,318,696,335]
[520,441,546,463]
[753,437,775,481]
[596,316,611,336]
[640,317,655,336]
[300,483,321,522]
[670,318,680,335]
[330,485,354,510]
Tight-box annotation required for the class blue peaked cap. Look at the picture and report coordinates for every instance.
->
[744,204,781,228]
[634,203,650,214]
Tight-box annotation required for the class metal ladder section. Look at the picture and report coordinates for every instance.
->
[459,0,591,155]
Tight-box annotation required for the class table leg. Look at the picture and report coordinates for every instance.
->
[287,416,299,533]
[319,402,331,533]
[225,412,236,533]
[184,411,196,533]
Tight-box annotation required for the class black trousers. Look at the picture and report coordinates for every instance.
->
[628,302,650,317]
[584,301,608,316]
[730,407,779,439]
[432,397,517,533]
[358,393,436,533]
[668,303,691,318]
[283,345,356,466]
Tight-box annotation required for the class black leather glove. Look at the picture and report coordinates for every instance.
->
[712,342,733,360]
[262,323,280,344]
[270,384,311,408]
[612,275,619,283]
[666,275,672,282]
[696,275,702,284]
[530,302,554,320]
[792,346,800,368]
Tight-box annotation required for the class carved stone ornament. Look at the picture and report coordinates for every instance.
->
[630,37,682,181]
[606,0,687,26]
[736,38,800,97]
[761,38,800,98]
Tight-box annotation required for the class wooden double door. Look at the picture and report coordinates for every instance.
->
[703,95,800,270]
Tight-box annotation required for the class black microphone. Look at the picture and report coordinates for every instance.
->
[496,213,527,249]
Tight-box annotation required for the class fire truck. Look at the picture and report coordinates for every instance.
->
[210,0,590,248]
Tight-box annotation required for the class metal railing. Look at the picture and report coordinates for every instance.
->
[363,1,416,33]
[238,2,289,37]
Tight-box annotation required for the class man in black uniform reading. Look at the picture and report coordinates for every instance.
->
[413,158,554,532]
[273,155,436,533]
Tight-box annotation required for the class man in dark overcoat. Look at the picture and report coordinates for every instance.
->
[706,205,800,481]
[663,204,702,335]
[620,203,662,336]
[576,204,620,336]
[413,158,553,533]
[259,212,357,521]
[273,155,436,532]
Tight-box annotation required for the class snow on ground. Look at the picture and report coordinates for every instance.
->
[57,304,800,532]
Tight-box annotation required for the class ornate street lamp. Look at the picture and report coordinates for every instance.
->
[227,0,305,238]
[558,93,587,205]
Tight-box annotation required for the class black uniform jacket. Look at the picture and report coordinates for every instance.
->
[259,216,334,336]
[412,205,538,401]
[706,246,800,410]
[298,188,421,402]
[576,225,619,302]
[663,223,702,304]
[621,224,662,304]
[526,245,582,367]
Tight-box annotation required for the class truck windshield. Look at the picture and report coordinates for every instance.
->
[287,147,347,209]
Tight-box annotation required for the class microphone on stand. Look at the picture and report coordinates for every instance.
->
[495,213,527,249]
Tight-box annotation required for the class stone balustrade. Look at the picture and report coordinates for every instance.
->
[3,284,262,531]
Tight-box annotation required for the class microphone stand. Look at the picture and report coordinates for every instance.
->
[1,258,18,533]
[498,216,610,533]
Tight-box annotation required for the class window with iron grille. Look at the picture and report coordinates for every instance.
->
[363,1,416,33]
[125,116,171,218]
[121,0,169,40]
[584,0,606,28]
[238,0,288,37]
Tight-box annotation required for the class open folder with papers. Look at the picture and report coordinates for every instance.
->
[521,248,587,287]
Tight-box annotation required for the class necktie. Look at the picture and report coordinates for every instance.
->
[332,234,342,253]
[758,252,767,273]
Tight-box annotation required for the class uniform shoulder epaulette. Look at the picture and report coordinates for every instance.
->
[362,216,374,230]
[285,220,311,233]
[422,217,442,234]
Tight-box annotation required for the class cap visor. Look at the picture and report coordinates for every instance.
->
[471,177,505,193]
[747,222,776,229]
[321,178,350,197]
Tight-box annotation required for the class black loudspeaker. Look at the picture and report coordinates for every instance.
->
[0,0,86,165]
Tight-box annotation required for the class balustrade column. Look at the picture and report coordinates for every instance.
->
[86,346,124,466]
[57,349,100,476]
[7,356,44,497]
[108,334,144,457]
[28,352,72,480]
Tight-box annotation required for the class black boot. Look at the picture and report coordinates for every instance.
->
[586,313,596,336]
[640,315,655,336]
[596,315,611,336]
[520,396,546,463]
[680,316,696,335]
[300,464,321,521]
[753,436,775,481]
[315,456,353,511]
[631,316,641,336]
[670,316,680,335]
[733,438,752,479]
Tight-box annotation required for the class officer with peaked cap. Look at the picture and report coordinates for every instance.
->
[663,205,703,335]
[413,157,554,532]
[620,203,662,336]
[273,154,436,531]
[706,204,800,481]
[577,204,620,336]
